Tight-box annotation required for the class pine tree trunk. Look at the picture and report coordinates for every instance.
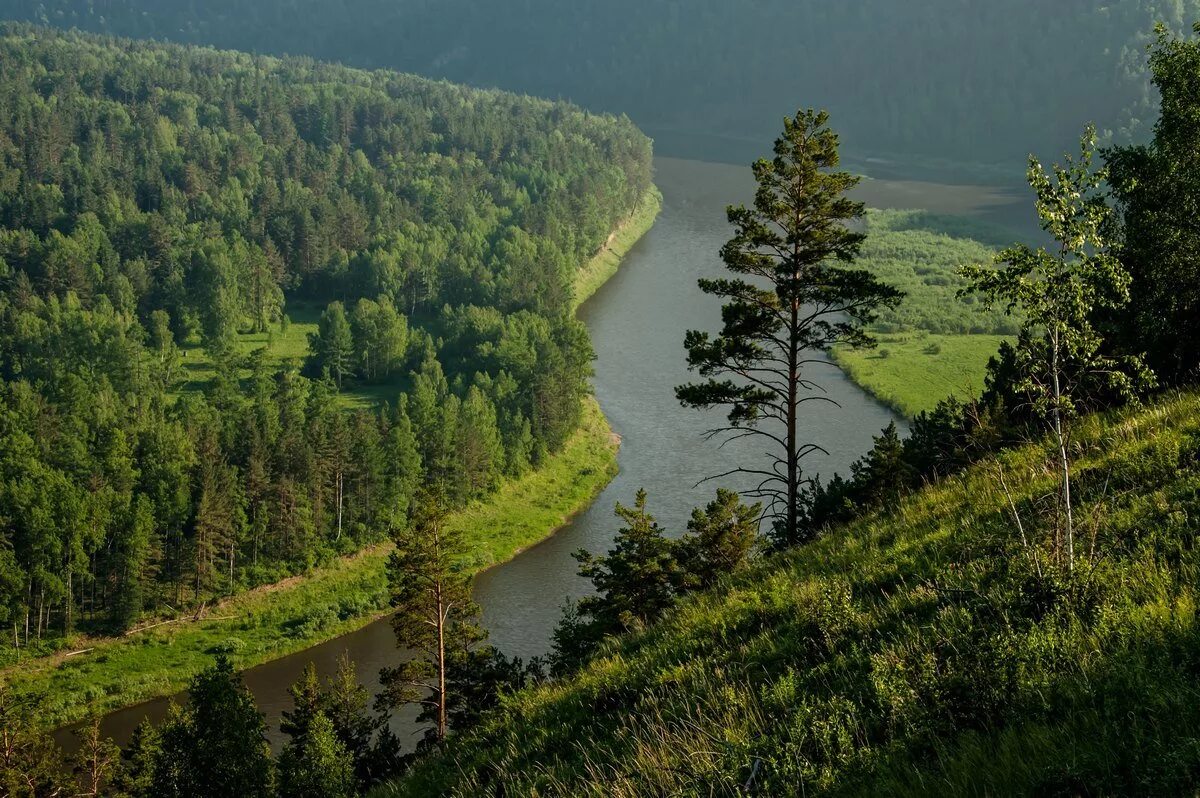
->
[786,296,800,546]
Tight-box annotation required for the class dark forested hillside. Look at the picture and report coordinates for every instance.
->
[1,1,1196,171]
[0,24,652,647]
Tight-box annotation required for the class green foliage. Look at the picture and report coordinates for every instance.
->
[960,126,1152,570]
[307,302,355,388]
[0,686,69,796]
[676,488,761,592]
[0,23,651,660]
[859,210,1019,336]
[554,490,679,672]
[378,493,484,745]
[151,656,275,798]
[277,711,356,798]
[380,391,1200,797]
[552,488,760,676]
[2,396,618,730]
[1107,24,1200,385]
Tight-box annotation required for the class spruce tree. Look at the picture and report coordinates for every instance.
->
[677,110,902,548]
[307,302,355,389]
[676,489,760,591]
[276,712,355,798]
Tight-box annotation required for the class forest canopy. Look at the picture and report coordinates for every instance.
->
[0,23,653,645]
[0,1,1196,169]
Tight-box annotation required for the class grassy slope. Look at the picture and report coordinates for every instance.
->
[832,333,1009,417]
[382,391,1200,797]
[7,186,661,729]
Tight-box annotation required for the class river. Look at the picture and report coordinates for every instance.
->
[59,155,1031,751]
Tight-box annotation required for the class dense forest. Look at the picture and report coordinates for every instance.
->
[1,1,1198,168]
[0,24,652,646]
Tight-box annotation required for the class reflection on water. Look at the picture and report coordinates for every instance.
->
[60,156,1028,751]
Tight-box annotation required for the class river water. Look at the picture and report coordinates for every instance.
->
[58,156,1031,751]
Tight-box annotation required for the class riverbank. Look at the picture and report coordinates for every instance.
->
[573,188,663,311]
[8,186,661,731]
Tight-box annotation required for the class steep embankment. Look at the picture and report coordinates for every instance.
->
[382,392,1200,796]
[6,186,660,730]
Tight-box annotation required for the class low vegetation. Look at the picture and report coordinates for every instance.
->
[835,209,1023,416]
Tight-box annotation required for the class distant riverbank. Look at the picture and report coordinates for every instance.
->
[11,187,662,733]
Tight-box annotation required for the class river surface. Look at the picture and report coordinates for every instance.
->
[59,156,1032,751]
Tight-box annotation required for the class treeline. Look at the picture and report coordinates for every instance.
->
[0,25,651,646]
[1,1,1197,166]
[2,654,400,797]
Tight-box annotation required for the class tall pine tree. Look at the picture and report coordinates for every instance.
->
[677,110,901,548]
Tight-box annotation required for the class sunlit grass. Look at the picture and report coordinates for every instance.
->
[832,333,1010,417]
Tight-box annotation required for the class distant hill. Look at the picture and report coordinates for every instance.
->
[1,1,1197,173]
[379,391,1200,796]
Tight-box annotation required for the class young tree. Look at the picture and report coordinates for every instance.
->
[377,492,483,746]
[151,656,275,798]
[677,110,902,548]
[676,489,760,592]
[551,490,678,672]
[0,687,68,798]
[960,127,1151,573]
[111,720,160,798]
[71,719,120,798]
[321,653,385,787]
[848,421,914,511]
[276,712,355,798]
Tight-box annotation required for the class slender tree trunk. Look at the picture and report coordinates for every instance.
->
[435,586,447,743]
[336,468,344,542]
[786,296,800,546]
[1050,328,1074,573]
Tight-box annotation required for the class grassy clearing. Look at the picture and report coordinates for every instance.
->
[175,302,406,410]
[380,391,1200,797]
[832,333,1009,417]
[573,188,663,311]
[5,397,618,729]
[831,209,1025,417]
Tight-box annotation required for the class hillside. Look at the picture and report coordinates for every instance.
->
[2,1,1197,170]
[380,391,1200,796]
[0,23,652,669]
